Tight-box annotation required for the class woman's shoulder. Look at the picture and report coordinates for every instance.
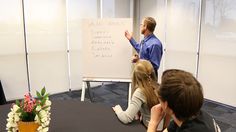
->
[133,88,144,95]
[134,87,142,92]
[133,88,146,100]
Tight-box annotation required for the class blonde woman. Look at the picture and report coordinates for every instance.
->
[112,59,159,127]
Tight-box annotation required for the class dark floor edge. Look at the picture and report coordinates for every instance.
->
[4,89,236,111]
[204,98,236,110]
[5,90,76,104]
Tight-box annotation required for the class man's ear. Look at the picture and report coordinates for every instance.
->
[165,102,174,115]
[144,24,147,30]
[163,101,168,111]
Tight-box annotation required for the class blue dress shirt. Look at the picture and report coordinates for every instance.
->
[129,34,163,70]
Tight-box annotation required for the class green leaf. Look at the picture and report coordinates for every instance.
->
[16,100,20,106]
[36,91,42,98]
[20,111,28,121]
[21,99,24,107]
[20,112,36,122]
[43,93,49,99]
[41,98,46,106]
[16,108,23,113]
[41,87,46,96]
[42,105,49,110]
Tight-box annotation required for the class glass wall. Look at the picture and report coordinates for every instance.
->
[24,0,69,96]
[198,0,236,106]
[1,0,235,106]
[164,0,200,75]
[0,0,133,100]
[140,0,200,79]
[67,0,98,90]
[140,0,236,107]
[0,0,28,100]
[102,0,131,18]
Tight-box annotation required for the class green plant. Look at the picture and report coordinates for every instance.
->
[6,87,51,132]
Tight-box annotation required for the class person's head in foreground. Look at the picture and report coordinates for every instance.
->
[147,69,221,132]
[159,69,203,121]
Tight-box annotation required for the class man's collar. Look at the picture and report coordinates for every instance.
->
[143,33,154,42]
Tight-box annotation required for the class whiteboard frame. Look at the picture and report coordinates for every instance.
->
[81,78,132,106]
[81,18,133,80]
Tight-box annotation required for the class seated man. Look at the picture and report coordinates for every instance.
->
[147,69,221,132]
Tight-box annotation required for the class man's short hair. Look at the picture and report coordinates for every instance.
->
[158,69,203,121]
[144,17,156,32]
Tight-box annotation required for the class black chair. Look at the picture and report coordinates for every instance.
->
[0,80,6,105]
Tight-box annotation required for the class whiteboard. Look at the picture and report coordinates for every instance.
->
[82,18,132,80]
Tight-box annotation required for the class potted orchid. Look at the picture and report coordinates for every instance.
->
[6,87,51,132]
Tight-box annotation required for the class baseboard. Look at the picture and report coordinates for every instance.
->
[204,98,236,110]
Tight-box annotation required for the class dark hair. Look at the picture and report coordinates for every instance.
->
[158,69,203,121]
[144,17,156,32]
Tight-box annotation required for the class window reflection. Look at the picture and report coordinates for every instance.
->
[202,0,236,56]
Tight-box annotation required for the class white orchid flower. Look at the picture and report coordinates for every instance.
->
[7,112,14,118]
[12,105,19,112]
[36,105,42,112]
[45,100,52,106]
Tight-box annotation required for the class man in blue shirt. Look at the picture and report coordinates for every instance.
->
[125,17,163,77]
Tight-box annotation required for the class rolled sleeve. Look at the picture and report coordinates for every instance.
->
[115,89,145,124]
[129,38,141,53]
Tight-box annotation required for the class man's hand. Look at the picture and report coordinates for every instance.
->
[132,54,139,63]
[150,104,165,124]
[125,30,132,40]
[147,104,165,132]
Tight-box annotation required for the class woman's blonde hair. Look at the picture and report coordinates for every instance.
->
[132,59,159,109]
